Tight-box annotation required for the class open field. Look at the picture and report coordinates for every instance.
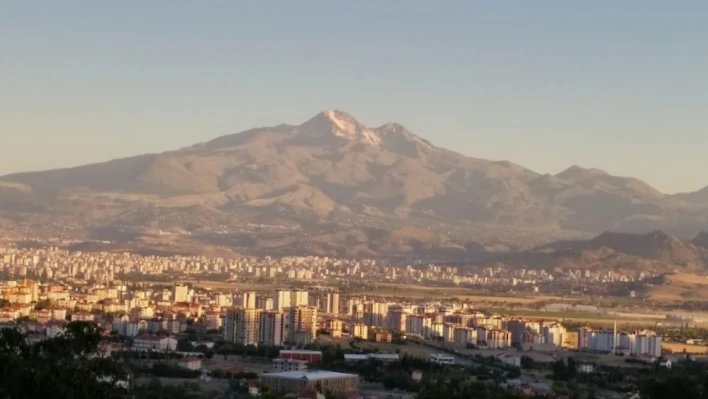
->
[358,283,564,304]
[134,280,282,292]
[135,377,229,395]
[190,281,281,292]
[662,342,708,355]
[482,308,678,328]
[204,355,272,373]
[354,341,440,359]
[644,273,708,302]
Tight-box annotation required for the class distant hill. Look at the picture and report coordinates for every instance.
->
[674,186,708,207]
[1,110,708,257]
[693,231,708,249]
[474,231,708,273]
[641,272,708,302]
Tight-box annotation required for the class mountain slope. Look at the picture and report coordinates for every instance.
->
[674,186,708,207]
[693,232,708,249]
[0,110,706,257]
[478,231,708,273]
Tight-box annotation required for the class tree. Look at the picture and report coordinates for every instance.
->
[520,355,536,370]
[177,337,193,352]
[34,299,52,310]
[566,357,578,379]
[552,359,569,380]
[0,321,128,399]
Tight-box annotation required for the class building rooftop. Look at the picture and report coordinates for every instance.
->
[261,371,358,381]
[429,353,456,360]
[178,357,202,363]
[344,353,400,361]
[135,334,170,341]
[273,358,309,363]
[280,350,323,355]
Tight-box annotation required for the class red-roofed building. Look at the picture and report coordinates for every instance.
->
[279,350,322,365]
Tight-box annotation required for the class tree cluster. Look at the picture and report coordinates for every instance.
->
[0,321,128,399]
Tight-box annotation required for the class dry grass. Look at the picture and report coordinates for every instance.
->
[662,342,708,355]
[645,273,708,302]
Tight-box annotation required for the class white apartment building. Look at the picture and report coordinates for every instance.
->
[133,335,178,351]
[274,290,292,312]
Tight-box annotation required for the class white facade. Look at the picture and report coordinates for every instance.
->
[648,336,662,358]
[453,327,476,346]
[363,302,389,328]
[272,358,308,372]
[541,324,566,348]
[235,292,257,309]
[578,364,595,374]
[430,322,444,338]
[259,311,285,346]
[173,284,189,303]
[498,355,521,367]
[133,335,178,351]
[430,353,455,364]
[274,290,292,312]
[487,330,512,349]
[291,290,309,308]
[587,330,661,357]
[326,292,340,315]
[178,358,202,370]
[406,315,431,337]
[588,331,615,352]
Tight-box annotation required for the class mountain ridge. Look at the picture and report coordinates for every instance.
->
[1,110,707,258]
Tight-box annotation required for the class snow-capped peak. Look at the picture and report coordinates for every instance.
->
[301,110,382,146]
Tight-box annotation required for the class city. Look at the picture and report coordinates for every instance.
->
[1,244,705,398]
[3,1,708,398]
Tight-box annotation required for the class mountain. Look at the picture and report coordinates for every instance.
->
[1,110,707,257]
[693,231,708,249]
[477,230,708,273]
[674,186,708,207]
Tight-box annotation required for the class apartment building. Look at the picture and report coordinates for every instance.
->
[224,308,261,345]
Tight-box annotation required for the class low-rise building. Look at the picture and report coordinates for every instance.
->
[259,371,359,395]
[272,358,308,372]
[133,334,178,351]
[177,357,202,370]
[279,350,323,365]
[350,323,368,340]
[497,354,521,367]
[344,353,400,363]
[430,353,455,365]
[373,330,393,343]
[577,363,595,374]
[327,319,343,338]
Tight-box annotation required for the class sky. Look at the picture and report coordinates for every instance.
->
[2,1,707,193]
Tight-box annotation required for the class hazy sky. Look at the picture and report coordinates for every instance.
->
[2,1,707,193]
